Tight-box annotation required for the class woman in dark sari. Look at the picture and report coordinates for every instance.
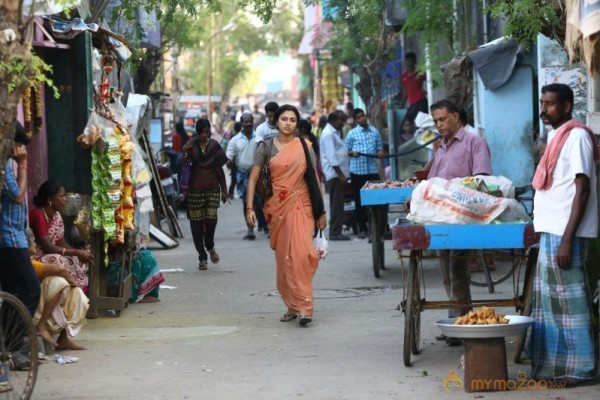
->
[182,119,229,270]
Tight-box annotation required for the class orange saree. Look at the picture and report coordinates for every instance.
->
[264,138,319,316]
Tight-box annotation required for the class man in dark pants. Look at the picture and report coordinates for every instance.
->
[345,109,384,238]
[0,123,41,368]
[0,123,41,316]
[319,110,350,240]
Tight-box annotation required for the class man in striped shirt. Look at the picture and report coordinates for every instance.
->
[345,108,384,238]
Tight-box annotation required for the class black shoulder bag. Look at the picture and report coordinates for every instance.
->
[300,137,325,221]
[256,139,274,199]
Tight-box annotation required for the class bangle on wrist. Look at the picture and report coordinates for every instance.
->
[246,208,254,213]
[18,165,27,169]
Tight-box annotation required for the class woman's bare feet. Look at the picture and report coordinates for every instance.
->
[37,326,58,347]
[55,331,86,350]
[139,295,160,303]
[55,338,85,350]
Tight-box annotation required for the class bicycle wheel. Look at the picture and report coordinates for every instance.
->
[0,292,38,400]
[403,251,421,366]
[469,250,519,289]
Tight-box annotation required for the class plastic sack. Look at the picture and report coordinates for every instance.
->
[407,177,530,225]
[314,230,329,261]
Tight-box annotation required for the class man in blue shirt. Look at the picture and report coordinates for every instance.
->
[0,123,41,317]
[345,109,384,238]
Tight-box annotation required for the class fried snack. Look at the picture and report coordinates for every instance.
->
[454,306,509,325]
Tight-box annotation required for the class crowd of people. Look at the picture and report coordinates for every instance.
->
[178,84,599,384]
[1,77,597,387]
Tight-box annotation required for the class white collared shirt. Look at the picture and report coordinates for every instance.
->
[226,132,256,169]
[320,123,350,181]
[255,121,278,143]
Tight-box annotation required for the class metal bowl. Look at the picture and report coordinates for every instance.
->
[435,315,534,339]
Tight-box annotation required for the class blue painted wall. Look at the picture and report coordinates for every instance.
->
[475,66,535,188]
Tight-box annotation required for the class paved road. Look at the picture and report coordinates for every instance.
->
[36,195,599,399]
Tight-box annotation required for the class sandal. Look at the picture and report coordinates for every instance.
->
[280,312,298,322]
[243,234,256,240]
[198,260,208,270]
[299,315,312,326]
[208,248,220,264]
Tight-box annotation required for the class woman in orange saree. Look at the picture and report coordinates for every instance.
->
[246,105,327,326]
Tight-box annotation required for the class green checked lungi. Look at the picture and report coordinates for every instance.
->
[528,233,597,381]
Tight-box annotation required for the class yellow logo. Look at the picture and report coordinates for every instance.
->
[442,369,463,392]
[442,369,565,392]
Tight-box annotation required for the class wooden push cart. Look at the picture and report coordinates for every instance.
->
[391,223,540,366]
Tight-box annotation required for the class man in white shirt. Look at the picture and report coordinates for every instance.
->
[254,102,279,143]
[529,83,598,384]
[320,110,350,240]
[226,113,266,239]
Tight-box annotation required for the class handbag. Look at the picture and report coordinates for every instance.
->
[180,159,192,192]
[256,139,274,199]
[300,137,325,221]
[180,139,200,192]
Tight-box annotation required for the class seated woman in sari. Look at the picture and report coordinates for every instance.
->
[29,180,94,294]
[28,230,88,350]
[246,105,327,326]
[130,248,165,303]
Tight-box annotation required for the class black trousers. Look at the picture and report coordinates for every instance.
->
[326,178,345,237]
[350,173,380,232]
[190,220,217,262]
[0,248,41,317]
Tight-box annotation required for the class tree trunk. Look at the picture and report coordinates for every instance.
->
[134,48,163,94]
[0,0,33,197]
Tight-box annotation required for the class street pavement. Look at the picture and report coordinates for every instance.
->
[35,193,599,399]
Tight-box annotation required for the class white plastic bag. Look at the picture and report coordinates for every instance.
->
[314,230,329,261]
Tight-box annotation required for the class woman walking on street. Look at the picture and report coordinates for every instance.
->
[183,118,229,270]
[245,105,327,326]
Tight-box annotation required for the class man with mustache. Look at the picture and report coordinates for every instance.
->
[425,99,492,346]
[529,83,598,385]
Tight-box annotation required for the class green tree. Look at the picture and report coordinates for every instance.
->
[325,0,395,130]
[179,0,304,106]
[0,0,282,198]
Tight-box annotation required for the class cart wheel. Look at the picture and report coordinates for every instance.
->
[372,237,381,278]
[513,248,537,363]
[404,251,422,366]
[371,207,385,278]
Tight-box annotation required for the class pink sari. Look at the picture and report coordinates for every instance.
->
[32,212,89,293]
[263,138,319,316]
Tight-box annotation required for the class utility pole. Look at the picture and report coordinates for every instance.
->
[207,13,213,119]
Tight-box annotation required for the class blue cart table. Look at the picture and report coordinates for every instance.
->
[359,186,414,277]
[391,223,540,367]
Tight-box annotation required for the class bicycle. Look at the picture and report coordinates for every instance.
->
[0,291,38,399]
